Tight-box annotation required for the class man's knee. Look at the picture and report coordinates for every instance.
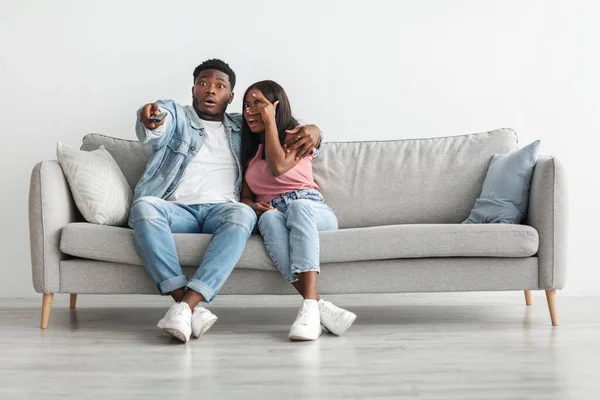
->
[220,203,257,231]
[129,196,165,224]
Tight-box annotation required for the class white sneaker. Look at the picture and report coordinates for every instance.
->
[191,305,218,338]
[157,302,192,343]
[289,299,322,341]
[318,299,357,336]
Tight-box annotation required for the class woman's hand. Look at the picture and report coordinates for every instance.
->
[248,202,275,217]
[246,92,279,126]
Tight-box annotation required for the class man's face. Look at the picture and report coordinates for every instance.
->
[191,69,234,121]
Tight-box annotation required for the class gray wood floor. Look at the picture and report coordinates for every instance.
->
[0,292,599,400]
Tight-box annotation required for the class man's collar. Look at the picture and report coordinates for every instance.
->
[184,105,242,131]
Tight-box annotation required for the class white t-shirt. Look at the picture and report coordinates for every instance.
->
[166,119,239,205]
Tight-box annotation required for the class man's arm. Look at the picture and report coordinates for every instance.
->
[135,100,176,149]
[283,125,323,159]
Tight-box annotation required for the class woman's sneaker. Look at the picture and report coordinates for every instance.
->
[318,300,357,336]
[191,305,218,338]
[289,299,322,341]
[157,302,192,343]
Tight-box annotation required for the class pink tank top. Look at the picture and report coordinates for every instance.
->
[245,144,320,203]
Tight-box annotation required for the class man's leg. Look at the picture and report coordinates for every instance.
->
[183,202,257,309]
[130,196,201,300]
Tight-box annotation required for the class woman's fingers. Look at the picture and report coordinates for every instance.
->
[257,202,274,211]
[252,92,271,105]
[246,104,267,115]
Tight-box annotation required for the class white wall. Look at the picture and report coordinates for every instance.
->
[1,0,597,297]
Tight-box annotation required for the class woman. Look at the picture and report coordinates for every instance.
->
[240,80,356,341]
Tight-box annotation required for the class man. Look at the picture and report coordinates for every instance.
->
[129,59,323,343]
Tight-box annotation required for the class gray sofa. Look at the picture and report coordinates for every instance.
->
[29,128,566,328]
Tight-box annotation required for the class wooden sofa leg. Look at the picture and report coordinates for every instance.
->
[524,290,532,305]
[70,294,77,309]
[41,293,54,329]
[545,290,558,326]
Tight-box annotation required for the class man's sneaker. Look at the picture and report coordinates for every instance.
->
[157,302,192,343]
[318,299,357,336]
[191,305,218,338]
[289,299,322,341]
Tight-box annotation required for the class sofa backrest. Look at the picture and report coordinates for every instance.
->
[81,128,518,229]
[313,129,517,228]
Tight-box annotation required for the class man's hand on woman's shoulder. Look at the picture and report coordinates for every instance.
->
[283,125,321,160]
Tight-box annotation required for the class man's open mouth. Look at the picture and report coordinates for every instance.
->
[202,97,217,106]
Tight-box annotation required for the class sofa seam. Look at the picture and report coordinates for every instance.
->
[320,128,517,146]
[551,157,556,289]
[39,163,48,293]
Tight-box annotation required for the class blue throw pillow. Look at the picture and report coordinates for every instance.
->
[463,140,541,224]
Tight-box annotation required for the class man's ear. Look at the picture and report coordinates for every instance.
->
[228,92,234,104]
[191,86,195,98]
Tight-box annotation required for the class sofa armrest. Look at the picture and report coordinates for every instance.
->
[29,161,82,293]
[524,155,567,290]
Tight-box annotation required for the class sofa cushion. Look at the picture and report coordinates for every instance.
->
[81,134,152,190]
[81,129,518,229]
[464,140,541,224]
[60,222,539,271]
[315,129,518,228]
[56,142,132,226]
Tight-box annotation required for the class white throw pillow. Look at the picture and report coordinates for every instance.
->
[56,142,132,226]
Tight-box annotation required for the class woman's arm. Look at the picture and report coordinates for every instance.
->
[241,178,274,217]
[241,179,256,206]
[251,92,304,177]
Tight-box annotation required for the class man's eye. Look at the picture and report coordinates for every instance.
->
[197,82,206,86]
[217,84,225,88]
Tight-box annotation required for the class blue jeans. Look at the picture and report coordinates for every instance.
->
[258,189,338,283]
[129,197,257,302]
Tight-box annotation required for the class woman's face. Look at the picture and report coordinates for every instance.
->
[243,89,266,134]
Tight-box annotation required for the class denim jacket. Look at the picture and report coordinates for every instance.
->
[133,100,322,203]
[133,100,244,202]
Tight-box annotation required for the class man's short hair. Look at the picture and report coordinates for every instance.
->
[193,59,236,90]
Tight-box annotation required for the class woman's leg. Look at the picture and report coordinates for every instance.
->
[285,199,338,298]
[258,209,298,282]
[284,199,356,336]
[259,206,333,300]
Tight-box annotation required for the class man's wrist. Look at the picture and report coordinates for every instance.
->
[313,126,322,148]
